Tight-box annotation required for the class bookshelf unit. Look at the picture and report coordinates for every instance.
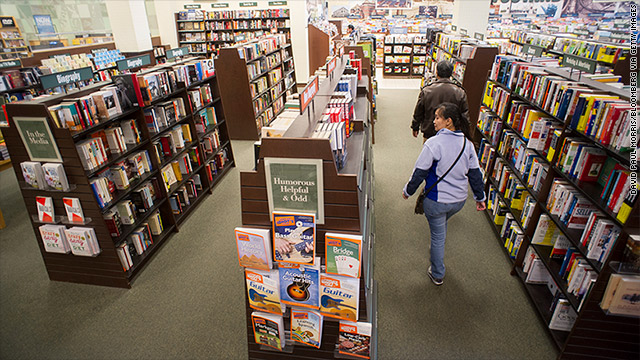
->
[478,60,639,359]
[2,59,235,288]
[216,35,297,141]
[0,16,31,60]
[239,55,377,359]
[382,35,428,78]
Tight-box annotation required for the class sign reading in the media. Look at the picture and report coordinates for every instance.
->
[451,25,457,31]
[0,59,21,69]
[0,17,16,28]
[523,44,543,57]
[326,56,337,77]
[166,46,190,59]
[299,76,319,115]
[184,4,201,9]
[117,54,151,71]
[439,14,453,19]
[211,3,229,8]
[562,54,596,74]
[13,117,63,163]
[269,1,287,5]
[474,32,484,41]
[460,28,468,36]
[240,2,258,7]
[40,67,93,90]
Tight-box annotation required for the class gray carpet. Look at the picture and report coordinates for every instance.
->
[0,88,557,360]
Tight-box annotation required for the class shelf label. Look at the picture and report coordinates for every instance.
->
[547,25,560,33]
[184,4,201,9]
[13,116,63,162]
[299,76,319,115]
[460,28,468,36]
[116,54,151,71]
[240,2,258,7]
[234,34,246,41]
[523,44,544,57]
[562,54,596,74]
[269,1,287,5]
[573,29,590,36]
[511,13,527,18]
[326,56,337,77]
[348,14,362,19]
[614,23,629,29]
[0,59,21,69]
[211,3,229,8]
[166,46,190,59]
[0,16,16,28]
[439,14,453,19]
[610,32,628,40]
[451,25,457,31]
[415,14,430,19]
[40,66,93,90]
[474,32,484,41]
[393,15,407,18]
[563,12,578,18]
[587,13,604,18]
[370,15,384,19]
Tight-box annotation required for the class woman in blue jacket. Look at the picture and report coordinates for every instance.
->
[402,102,486,286]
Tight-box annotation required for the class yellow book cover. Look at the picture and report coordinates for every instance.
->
[171,161,182,181]
[522,110,544,140]
[246,269,283,315]
[181,124,192,142]
[577,95,618,133]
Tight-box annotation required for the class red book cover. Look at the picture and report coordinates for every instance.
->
[601,104,630,146]
[577,152,608,182]
[159,136,172,157]
[607,171,629,211]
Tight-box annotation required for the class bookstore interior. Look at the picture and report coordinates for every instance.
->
[0,0,638,359]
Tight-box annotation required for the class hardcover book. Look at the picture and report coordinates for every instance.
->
[35,196,54,222]
[548,299,577,331]
[64,227,101,257]
[325,233,362,278]
[273,211,316,265]
[62,197,84,223]
[38,224,70,254]
[20,161,46,189]
[235,227,272,270]
[251,312,285,351]
[338,321,372,359]
[319,274,360,321]
[291,309,323,348]
[279,259,320,309]
[246,269,283,315]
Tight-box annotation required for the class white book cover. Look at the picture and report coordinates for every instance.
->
[65,227,94,256]
[20,161,46,189]
[251,311,285,351]
[246,269,283,315]
[525,259,550,284]
[235,227,272,270]
[116,243,132,271]
[607,276,640,316]
[548,299,577,331]
[35,196,54,223]
[38,224,70,254]
[320,274,360,322]
[62,197,85,223]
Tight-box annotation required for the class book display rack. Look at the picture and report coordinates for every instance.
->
[0,16,30,60]
[2,57,235,288]
[477,57,639,359]
[216,34,297,141]
[382,35,427,78]
[238,54,377,359]
[175,9,290,57]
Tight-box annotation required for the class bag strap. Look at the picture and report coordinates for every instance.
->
[423,136,466,196]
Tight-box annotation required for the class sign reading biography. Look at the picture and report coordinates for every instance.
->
[264,157,324,224]
[39,67,93,90]
[116,54,151,71]
[166,46,190,59]
[13,117,63,162]
[299,76,319,115]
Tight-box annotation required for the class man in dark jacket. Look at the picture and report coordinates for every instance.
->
[411,61,470,140]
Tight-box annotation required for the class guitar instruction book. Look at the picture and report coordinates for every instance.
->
[235,227,272,270]
[319,274,360,321]
[246,269,284,315]
[279,259,320,309]
[38,224,70,254]
[325,232,362,278]
[272,211,316,266]
[35,196,54,222]
[42,163,70,191]
[338,321,372,359]
[291,309,323,348]
[251,311,285,351]
[62,197,85,223]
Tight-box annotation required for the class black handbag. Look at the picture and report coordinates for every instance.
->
[415,137,467,214]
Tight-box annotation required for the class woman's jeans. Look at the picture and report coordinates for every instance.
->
[423,197,466,279]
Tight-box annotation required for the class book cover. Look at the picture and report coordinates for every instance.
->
[548,299,577,331]
[279,260,320,309]
[38,224,70,254]
[319,274,360,321]
[64,227,100,257]
[20,161,46,189]
[338,321,372,359]
[251,312,285,351]
[246,269,283,315]
[272,212,316,266]
[235,227,272,270]
[35,196,54,222]
[325,233,362,278]
[62,197,85,223]
[291,309,323,348]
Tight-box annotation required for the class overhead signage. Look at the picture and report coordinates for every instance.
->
[439,14,453,19]
[33,15,55,34]
[474,32,484,41]
[563,13,578,18]
[269,1,287,5]
[13,116,63,162]
[40,66,93,90]
[415,15,430,19]
[240,2,258,7]
[451,25,457,31]
[184,4,201,9]
[389,27,408,34]
[523,44,543,57]
[0,59,21,69]
[460,28,468,36]
[116,54,151,71]
[299,76,319,115]
[326,56,337,77]
[211,3,229,8]
[0,17,16,28]
[562,54,596,74]
[166,46,190,59]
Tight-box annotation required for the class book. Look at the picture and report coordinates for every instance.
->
[272,211,316,265]
[64,227,101,256]
[235,227,272,270]
[62,197,84,223]
[246,269,283,315]
[38,224,70,254]
[325,233,362,278]
[279,259,320,309]
[35,196,54,222]
[338,321,372,359]
[20,161,46,189]
[251,312,285,351]
[290,309,323,348]
[319,274,360,321]
[548,299,577,331]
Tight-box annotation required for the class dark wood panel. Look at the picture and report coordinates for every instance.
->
[45,263,125,277]
[47,270,130,289]
[562,344,638,360]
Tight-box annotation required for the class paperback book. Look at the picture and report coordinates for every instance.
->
[20,161,46,189]
[251,311,285,351]
[338,321,372,359]
[291,309,323,348]
[42,163,70,191]
[246,269,284,315]
[273,211,316,265]
[62,197,85,223]
[325,232,362,278]
[35,196,54,222]
[235,227,272,270]
[279,259,320,309]
[319,274,360,321]
[64,227,101,256]
[38,224,70,254]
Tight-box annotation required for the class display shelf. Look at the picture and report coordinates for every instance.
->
[174,189,208,225]
[158,142,196,170]
[20,183,79,193]
[483,207,514,263]
[530,244,582,310]
[110,198,166,245]
[85,139,150,179]
[0,83,39,95]
[125,224,176,279]
[209,160,234,190]
[100,170,159,214]
[70,107,140,140]
[150,115,193,142]
[198,119,226,140]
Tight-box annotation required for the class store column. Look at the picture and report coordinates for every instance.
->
[104,0,152,52]
[452,0,490,38]
[289,0,310,83]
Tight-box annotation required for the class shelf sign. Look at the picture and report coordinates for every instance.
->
[116,54,151,71]
[348,14,362,19]
[33,15,54,34]
[234,34,246,41]
[614,23,629,29]
[326,56,337,77]
[610,32,628,40]
[264,157,325,224]
[451,25,457,31]
[393,14,407,18]
[587,13,604,18]
[0,17,16,28]
[166,46,189,59]
[474,32,484,41]
[40,66,93,90]
[269,1,287,5]
[562,54,596,74]
[547,25,560,33]
[511,13,527,18]
[415,14,429,19]
[460,28,468,36]
[184,4,201,9]
[240,2,258,7]
[211,3,229,8]
[0,59,21,69]
[523,44,543,57]
[299,76,319,115]
[371,15,384,19]
[563,12,578,18]
[573,29,590,36]
[439,14,453,19]
[13,116,63,162]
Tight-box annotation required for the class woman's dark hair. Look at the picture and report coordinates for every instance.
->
[436,102,470,138]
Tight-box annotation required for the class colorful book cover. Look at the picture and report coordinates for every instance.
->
[251,312,285,351]
[235,227,272,270]
[279,260,320,309]
[290,309,323,348]
[62,197,85,223]
[272,211,316,265]
[64,227,100,257]
[42,163,70,191]
[20,161,45,189]
[338,321,372,359]
[38,224,70,254]
[246,269,283,315]
[35,196,54,222]
[320,274,360,321]
[607,276,640,316]
[325,233,362,278]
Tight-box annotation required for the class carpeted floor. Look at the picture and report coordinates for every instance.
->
[0,88,557,360]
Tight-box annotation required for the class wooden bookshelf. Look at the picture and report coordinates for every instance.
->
[239,55,377,359]
[216,35,297,141]
[478,65,639,359]
[382,35,428,78]
[0,16,30,60]
[2,61,234,288]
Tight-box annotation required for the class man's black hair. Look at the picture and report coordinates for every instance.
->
[348,24,355,30]
[436,61,453,79]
